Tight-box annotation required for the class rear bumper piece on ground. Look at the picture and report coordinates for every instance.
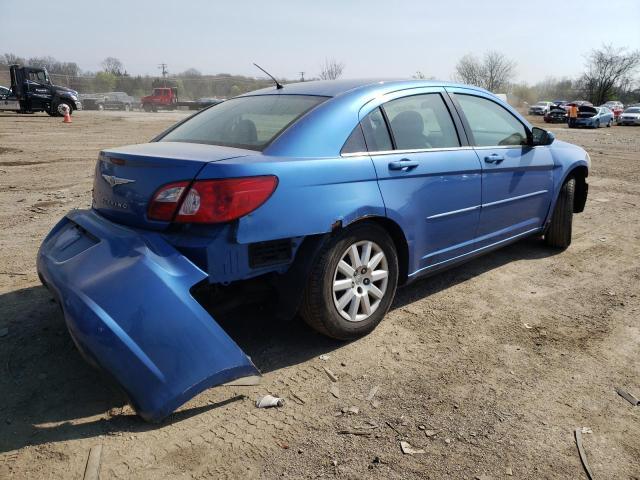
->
[37,209,260,422]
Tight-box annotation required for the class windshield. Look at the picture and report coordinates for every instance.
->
[160,95,326,151]
[625,107,640,113]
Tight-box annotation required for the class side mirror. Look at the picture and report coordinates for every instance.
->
[531,127,555,146]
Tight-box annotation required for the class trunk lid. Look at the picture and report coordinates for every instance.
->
[578,105,597,118]
[93,142,250,230]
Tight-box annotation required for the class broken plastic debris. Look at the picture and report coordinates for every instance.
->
[400,441,425,455]
[523,323,534,329]
[366,385,380,401]
[255,394,285,408]
[329,385,340,399]
[324,367,338,382]
[319,354,330,361]
[575,428,595,480]
[615,387,639,406]
[581,427,593,434]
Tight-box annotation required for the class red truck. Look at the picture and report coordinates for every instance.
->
[140,87,222,112]
[141,87,180,111]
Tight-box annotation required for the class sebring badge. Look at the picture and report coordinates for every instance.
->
[102,174,135,188]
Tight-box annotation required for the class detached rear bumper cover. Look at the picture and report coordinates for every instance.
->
[37,209,259,422]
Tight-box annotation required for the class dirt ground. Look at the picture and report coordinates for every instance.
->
[0,110,638,479]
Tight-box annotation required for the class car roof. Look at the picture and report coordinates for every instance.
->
[239,78,471,98]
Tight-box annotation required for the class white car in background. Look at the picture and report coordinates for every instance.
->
[528,101,553,115]
[617,106,640,125]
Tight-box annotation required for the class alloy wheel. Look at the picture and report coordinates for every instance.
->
[332,240,389,322]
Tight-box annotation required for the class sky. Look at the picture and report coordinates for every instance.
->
[1,0,639,83]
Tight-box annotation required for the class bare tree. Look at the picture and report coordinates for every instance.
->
[580,45,640,105]
[182,68,202,77]
[454,54,485,87]
[101,57,124,76]
[3,53,25,65]
[454,51,516,92]
[319,58,345,80]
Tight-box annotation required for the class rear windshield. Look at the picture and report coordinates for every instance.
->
[160,95,326,151]
[625,107,640,113]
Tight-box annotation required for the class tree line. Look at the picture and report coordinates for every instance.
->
[2,46,638,105]
[451,45,639,105]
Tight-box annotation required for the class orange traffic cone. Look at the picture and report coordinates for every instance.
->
[61,104,72,123]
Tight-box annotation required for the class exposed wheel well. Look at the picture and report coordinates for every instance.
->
[569,166,588,213]
[347,216,409,285]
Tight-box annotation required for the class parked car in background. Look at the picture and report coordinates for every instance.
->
[81,92,135,111]
[602,101,624,119]
[572,105,614,128]
[570,100,593,107]
[617,106,640,125]
[80,94,105,110]
[100,92,135,111]
[37,79,590,422]
[528,101,553,115]
[0,85,20,112]
[196,97,225,109]
[544,106,568,123]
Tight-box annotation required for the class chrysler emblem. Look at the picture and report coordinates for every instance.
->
[102,174,135,188]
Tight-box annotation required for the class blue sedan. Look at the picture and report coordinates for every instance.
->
[573,105,614,128]
[37,79,590,421]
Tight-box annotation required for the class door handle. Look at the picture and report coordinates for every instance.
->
[388,159,419,171]
[484,154,505,164]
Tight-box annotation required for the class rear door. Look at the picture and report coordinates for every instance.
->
[359,88,482,276]
[448,90,554,247]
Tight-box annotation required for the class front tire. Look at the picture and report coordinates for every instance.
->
[53,100,72,117]
[544,178,575,249]
[301,222,399,340]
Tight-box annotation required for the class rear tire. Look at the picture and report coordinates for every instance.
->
[607,119,612,127]
[544,178,575,249]
[594,120,600,129]
[301,222,399,340]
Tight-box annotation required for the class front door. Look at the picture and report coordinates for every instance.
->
[360,89,482,276]
[25,70,53,110]
[449,91,554,247]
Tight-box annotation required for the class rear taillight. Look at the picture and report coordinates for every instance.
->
[148,176,278,223]
[147,181,189,221]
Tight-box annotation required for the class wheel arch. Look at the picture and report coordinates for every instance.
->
[344,216,410,285]
[570,165,588,213]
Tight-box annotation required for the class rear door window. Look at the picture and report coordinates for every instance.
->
[382,93,460,149]
[360,108,393,152]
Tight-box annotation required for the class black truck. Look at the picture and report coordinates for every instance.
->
[0,65,82,116]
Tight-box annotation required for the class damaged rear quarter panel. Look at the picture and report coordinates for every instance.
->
[195,154,387,244]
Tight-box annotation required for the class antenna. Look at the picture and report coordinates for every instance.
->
[253,63,283,90]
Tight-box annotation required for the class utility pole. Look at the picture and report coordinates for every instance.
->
[158,63,168,87]
[299,71,305,82]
